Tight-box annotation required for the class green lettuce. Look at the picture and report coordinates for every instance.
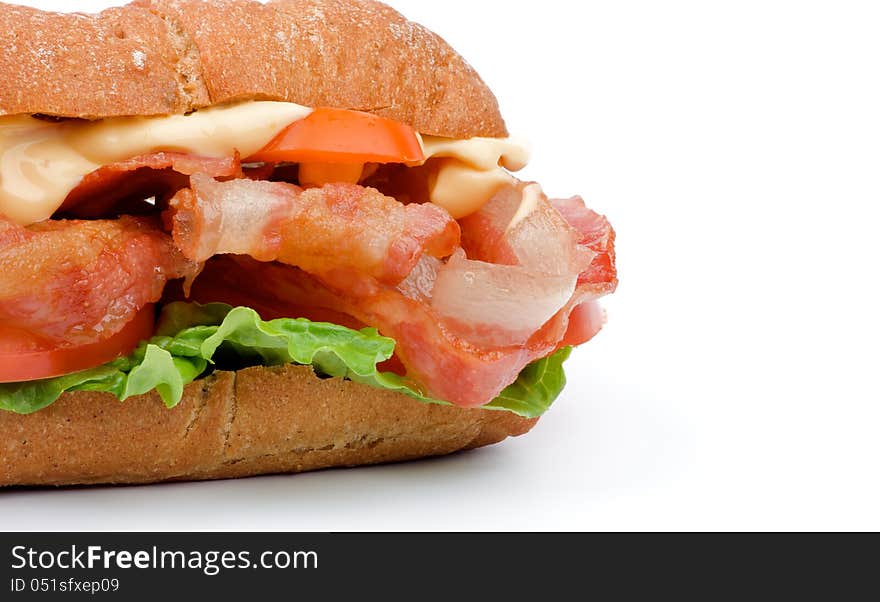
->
[0,303,571,418]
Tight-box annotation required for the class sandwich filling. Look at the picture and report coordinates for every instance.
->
[0,101,616,416]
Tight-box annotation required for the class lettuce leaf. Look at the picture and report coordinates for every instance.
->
[0,303,570,418]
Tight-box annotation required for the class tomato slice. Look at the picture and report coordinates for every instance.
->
[0,305,155,383]
[245,107,425,165]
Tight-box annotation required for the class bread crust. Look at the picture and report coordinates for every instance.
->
[0,0,507,138]
[0,364,537,487]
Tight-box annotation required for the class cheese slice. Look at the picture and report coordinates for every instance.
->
[422,135,529,172]
[0,101,529,225]
[421,135,530,218]
[0,102,312,225]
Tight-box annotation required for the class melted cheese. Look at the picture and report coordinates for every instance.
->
[0,102,312,225]
[428,159,515,219]
[421,135,530,218]
[0,100,529,225]
[421,135,530,172]
[0,118,100,225]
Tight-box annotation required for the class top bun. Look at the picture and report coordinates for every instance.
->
[0,0,507,138]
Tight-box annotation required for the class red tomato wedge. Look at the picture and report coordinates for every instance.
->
[245,107,425,165]
[0,305,155,383]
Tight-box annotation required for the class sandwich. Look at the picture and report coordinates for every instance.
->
[0,0,617,486]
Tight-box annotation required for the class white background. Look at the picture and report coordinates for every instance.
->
[2,0,878,531]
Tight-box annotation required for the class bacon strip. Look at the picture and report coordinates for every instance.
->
[168,175,460,289]
[59,152,243,218]
[189,250,611,408]
[460,183,585,271]
[174,180,617,407]
[0,216,196,346]
[550,196,617,294]
[184,188,617,407]
[429,183,592,347]
[184,255,533,406]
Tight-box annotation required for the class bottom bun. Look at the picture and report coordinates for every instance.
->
[0,364,538,487]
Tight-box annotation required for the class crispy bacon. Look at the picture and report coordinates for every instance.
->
[168,175,460,289]
[558,301,606,348]
[188,251,611,407]
[550,196,617,294]
[170,180,617,407]
[429,183,592,347]
[0,216,196,346]
[59,152,243,218]
[520,197,617,353]
[183,255,534,406]
[460,183,586,271]
[429,250,577,347]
